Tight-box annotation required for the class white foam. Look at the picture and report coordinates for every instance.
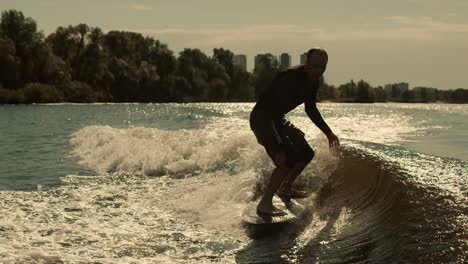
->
[67,117,344,231]
[171,170,256,229]
[0,174,246,263]
[70,119,262,176]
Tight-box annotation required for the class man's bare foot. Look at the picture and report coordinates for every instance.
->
[256,203,287,217]
[277,187,310,199]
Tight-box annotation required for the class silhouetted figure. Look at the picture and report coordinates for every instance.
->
[250,48,340,216]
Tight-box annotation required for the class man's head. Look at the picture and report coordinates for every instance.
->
[304,48,328,80]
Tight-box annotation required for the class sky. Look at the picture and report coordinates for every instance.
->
[1,0,468,89]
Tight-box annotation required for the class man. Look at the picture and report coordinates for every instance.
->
[249,48,340,216]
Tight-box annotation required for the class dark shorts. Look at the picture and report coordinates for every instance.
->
[250,108,314,168]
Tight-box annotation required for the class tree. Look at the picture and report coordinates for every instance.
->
[338,80,357,100]
[448,89,468,103]
[0,10,43,57]
[22,83,63,103]
[231,65,254,101]
[46,26,80,63]
[253,53,280,99]
[60,81,96,103]
[0,10,48,87]
[0,37,19,88]
[213,48,236,99]
[75,23,90,48]
[317,82,338,101]
[355,80,375,103]
[373,86,387,102]
[145,38,176,78]
[74,27,112,98]
[104,31,148,64]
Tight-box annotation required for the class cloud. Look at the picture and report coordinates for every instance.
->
[128,16,468,47]
[129,4,152,11]
[384,16,468,31]
[132,25,342,46]
[381,16,468,39]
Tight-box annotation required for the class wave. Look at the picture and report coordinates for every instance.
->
[68,124,467,263]
[69,123,264,176]
[236,140,466,263]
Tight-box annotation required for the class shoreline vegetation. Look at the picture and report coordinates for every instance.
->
[1,10,467,104]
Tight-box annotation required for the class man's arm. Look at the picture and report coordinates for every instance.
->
[304,83,340,149]
[304,82,332,135]
[305,102,332,136]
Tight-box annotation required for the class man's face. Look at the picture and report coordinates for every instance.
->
[304,52,328,80]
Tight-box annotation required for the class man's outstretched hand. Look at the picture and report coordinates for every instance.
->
[327,132,340,150]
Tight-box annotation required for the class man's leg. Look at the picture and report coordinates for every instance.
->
[257,167,291,215]
[257,154,292,216]
[278,162,309,196]
[278,125,314,197]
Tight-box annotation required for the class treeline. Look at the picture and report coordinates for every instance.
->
[0,10,253,103]
[317,81,468,104]
[0,10,466,104]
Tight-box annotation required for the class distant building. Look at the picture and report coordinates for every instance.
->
[300,52,308,64]
[233,54,247,71]
[254,55,261,70]
[279,53,291,69]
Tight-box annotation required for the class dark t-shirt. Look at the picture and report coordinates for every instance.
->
[253,65,332,135]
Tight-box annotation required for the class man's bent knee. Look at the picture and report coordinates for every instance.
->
[273,157,290,169]
[272,151,288,168]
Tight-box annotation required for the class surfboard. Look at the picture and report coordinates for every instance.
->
[241,196,305,224]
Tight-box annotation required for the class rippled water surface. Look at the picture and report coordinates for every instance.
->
[0,103,466,263]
